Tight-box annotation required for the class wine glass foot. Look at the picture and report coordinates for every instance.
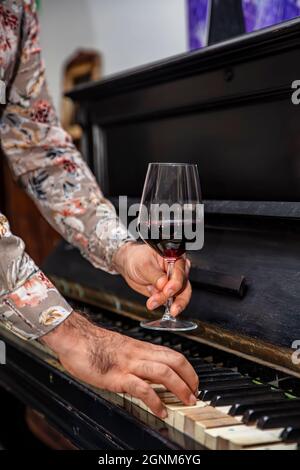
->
[140,318,198,332]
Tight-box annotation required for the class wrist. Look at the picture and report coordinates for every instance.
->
[40,311,88,357]
[112,240,136,276]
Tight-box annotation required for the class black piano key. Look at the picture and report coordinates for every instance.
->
[168,338,183,349]
[126,326,140,332]
[281,426,300,443]
[228,393,288,415]
[124,327,142,336]
[196,367,238,376]
[196,369,225,376]
[199,373,242,384]
[211,386,281,407]
[257,412,300,430]
[243,400,300,424]
[200,377,253,390]
[188,358,207,366]
[225,397,290,415]
[198,373,243,386]
[194,364,217,373]
[120,322,134,330]
[183,346,203,356]
[147,336,164,345]
[144,334,156,341]
[198,368,240,376]
[170,344,183,352]
[199,381,259,401]
[127,332,146,340]
[186,347,212,359]
[211,385,284,408]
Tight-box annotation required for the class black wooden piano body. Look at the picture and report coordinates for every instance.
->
[1,18,300,449]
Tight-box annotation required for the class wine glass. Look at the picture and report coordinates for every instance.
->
[138,162,203,331]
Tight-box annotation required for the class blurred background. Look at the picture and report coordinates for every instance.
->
[39,0,300,114]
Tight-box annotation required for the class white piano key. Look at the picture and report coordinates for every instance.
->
[204,425,284,450]
[246,443,299,450]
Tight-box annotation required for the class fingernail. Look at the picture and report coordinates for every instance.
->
[189,394,197,405]
[166,288,174,297]
[147,285,154,294]
[150,301,159,310]
[160,408,168,419]
[172,305,181,316]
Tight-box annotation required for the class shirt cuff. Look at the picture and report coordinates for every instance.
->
[86,220,135,274]
[0,270,73,340]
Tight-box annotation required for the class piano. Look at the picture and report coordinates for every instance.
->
[1,17,300,450]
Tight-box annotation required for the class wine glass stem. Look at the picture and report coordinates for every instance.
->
[162,260,176,322]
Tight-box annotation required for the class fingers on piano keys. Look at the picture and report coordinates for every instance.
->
[117,382,300,450]
[112,332,299,450]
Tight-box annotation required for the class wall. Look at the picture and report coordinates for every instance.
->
[39,0,188,113]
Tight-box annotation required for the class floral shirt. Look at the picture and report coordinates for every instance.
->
[0,0,130,340]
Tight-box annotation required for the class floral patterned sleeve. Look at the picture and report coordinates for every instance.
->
[0,213,73,340]
[0,0,131,340]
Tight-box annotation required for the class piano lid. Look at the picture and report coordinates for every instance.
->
[52,18,300,374]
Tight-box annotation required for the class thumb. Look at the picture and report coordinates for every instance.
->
[144,263,167,291]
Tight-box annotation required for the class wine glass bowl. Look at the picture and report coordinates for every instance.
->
[138,163,203,331]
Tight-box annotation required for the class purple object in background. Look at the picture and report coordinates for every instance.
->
[188,0,300,50]
[242,0,300,32]
[187,0,210,50]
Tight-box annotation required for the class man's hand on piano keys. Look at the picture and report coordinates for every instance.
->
[112,242,192,317]
[41,311,198,419]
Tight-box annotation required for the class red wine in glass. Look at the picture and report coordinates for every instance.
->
[141,220,197,261]
[138,163,202,332]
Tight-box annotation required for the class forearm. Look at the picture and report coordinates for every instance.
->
[20,158,132,273]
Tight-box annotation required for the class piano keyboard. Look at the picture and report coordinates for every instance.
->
[118,373,300,450]
[86,310,300,450]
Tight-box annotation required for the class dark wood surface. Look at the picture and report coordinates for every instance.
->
[0,155,60,265]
